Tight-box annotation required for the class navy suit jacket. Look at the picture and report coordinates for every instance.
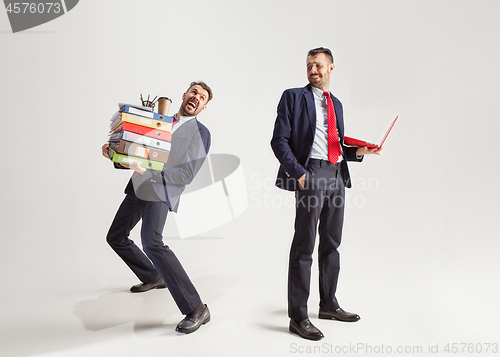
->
[271,84,362,191]
[126,118,211,212]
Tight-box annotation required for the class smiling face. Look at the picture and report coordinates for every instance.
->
[178,84,210,117]
[306,53,335,91]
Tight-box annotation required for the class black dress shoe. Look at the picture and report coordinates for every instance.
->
[318,307,360,322]
[175,303,210,334]
[130,275,167,293]
[289,319,324,341]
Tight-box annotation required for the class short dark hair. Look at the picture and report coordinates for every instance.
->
[307,47,334,64]
[187,81,213,102]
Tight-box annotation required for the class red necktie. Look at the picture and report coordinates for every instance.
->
[323,91,342,164]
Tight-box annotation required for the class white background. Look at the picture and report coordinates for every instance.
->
[1,1,499,356]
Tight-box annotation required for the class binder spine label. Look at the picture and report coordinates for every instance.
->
[121,157,135,164]
[134,147,147,157]
[129,107,154,118]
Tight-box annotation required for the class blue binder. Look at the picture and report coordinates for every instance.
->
[109,130,172,151]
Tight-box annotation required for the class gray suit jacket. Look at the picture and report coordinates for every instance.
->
[126,118,211,212]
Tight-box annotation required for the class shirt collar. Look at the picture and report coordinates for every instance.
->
[173,113,196,124]
[311,86,328,100]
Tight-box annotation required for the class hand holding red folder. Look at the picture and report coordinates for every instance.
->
[356,146,382,156]
[344,115,399,150]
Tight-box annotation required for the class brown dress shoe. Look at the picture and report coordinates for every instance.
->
[289,319,324,341]
[175,303,210,334]
[318,307,360,322]
[130,275,167,293]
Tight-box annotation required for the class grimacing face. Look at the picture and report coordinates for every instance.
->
[179,85,209,117]
[306,53,335,91]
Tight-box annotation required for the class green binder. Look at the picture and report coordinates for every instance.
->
[107,148,164,171]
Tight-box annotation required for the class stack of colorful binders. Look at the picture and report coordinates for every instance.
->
[107,104,173,170]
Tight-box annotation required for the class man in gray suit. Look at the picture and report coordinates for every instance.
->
[102,82,212,334]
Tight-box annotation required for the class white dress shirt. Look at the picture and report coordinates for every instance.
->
[171,113,196,134]
[310,86,343,163]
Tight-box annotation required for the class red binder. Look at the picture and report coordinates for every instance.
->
[110,122,171,142]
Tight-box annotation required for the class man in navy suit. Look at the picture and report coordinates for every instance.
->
[271,48,381,340]
[102,82,212,334]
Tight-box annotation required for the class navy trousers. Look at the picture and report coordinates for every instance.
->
[288,159,345,321]
[106,189,202,315]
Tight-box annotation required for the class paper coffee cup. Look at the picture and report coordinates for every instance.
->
[157,97,172,115]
